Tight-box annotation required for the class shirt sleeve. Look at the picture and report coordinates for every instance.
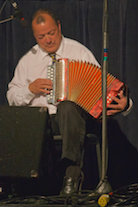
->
[7,59,35,106]
[122,98,133,116]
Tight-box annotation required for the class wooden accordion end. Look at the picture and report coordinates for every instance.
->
[47,59,124,119]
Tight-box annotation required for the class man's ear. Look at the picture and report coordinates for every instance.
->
[57,20,61,30]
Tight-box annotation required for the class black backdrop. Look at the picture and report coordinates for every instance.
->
[0,0,138,190]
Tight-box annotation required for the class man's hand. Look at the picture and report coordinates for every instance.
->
[107,90,128,116]
[29,78,53,94]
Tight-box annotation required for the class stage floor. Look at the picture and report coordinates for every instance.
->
[0,194,137,207]
[0,204,137,207]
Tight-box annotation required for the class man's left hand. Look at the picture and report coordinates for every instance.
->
[107,90,128,116]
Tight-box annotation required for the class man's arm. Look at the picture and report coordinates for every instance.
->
[7,56,52,106]
[7,77,53,106]
[7,61,34,106]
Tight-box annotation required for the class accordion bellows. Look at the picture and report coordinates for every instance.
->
[47,59,124,119]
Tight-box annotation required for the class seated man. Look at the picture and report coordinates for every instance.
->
[7,9,132,195]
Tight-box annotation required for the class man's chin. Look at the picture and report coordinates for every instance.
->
[42,46,57,54]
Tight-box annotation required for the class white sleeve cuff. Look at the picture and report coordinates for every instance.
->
[122,98,133,116]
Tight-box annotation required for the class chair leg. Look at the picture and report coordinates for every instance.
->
[86,134,102,181]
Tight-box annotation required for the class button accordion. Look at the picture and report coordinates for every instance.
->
[47,59,124,119]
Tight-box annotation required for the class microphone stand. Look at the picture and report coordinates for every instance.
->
[0,15,14,24]
[96,0,112,194]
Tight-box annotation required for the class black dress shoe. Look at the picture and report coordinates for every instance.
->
[60,165,84,195]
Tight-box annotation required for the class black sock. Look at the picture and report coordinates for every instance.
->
[60,158,76,175]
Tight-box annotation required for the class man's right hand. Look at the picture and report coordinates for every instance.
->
[29,78,53,94]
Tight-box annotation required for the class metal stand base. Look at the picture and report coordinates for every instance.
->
[95,178,112,195]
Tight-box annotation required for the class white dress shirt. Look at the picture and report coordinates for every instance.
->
[7,36,100,114]
[7,35,132,115]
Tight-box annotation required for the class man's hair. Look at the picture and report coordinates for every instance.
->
[32,9,59,26]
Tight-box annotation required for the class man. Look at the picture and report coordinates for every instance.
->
[7,9,132,195]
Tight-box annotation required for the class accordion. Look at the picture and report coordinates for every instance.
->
[47,59,124,119]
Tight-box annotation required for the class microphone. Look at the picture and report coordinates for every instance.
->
[9,0,28,27]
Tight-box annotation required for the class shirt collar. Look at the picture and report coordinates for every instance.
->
[38,46,49,60]
[55,35,64,59]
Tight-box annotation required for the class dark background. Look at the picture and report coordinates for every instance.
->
[0,0,138,193]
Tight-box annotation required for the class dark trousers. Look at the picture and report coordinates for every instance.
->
[50,100,100,166]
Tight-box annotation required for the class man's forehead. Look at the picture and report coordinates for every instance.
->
[32,22,57,36]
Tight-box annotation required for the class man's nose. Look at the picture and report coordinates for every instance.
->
[44,35,51,44]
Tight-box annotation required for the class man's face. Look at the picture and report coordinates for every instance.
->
[32,14,62,54]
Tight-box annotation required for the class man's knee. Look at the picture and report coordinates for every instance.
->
[57,100,77,114]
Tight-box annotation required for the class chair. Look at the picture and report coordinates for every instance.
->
[85,133,102,180]
[53,133,102,181]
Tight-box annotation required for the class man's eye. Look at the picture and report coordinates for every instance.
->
[49,31,55,35]
[38,36,44,39]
